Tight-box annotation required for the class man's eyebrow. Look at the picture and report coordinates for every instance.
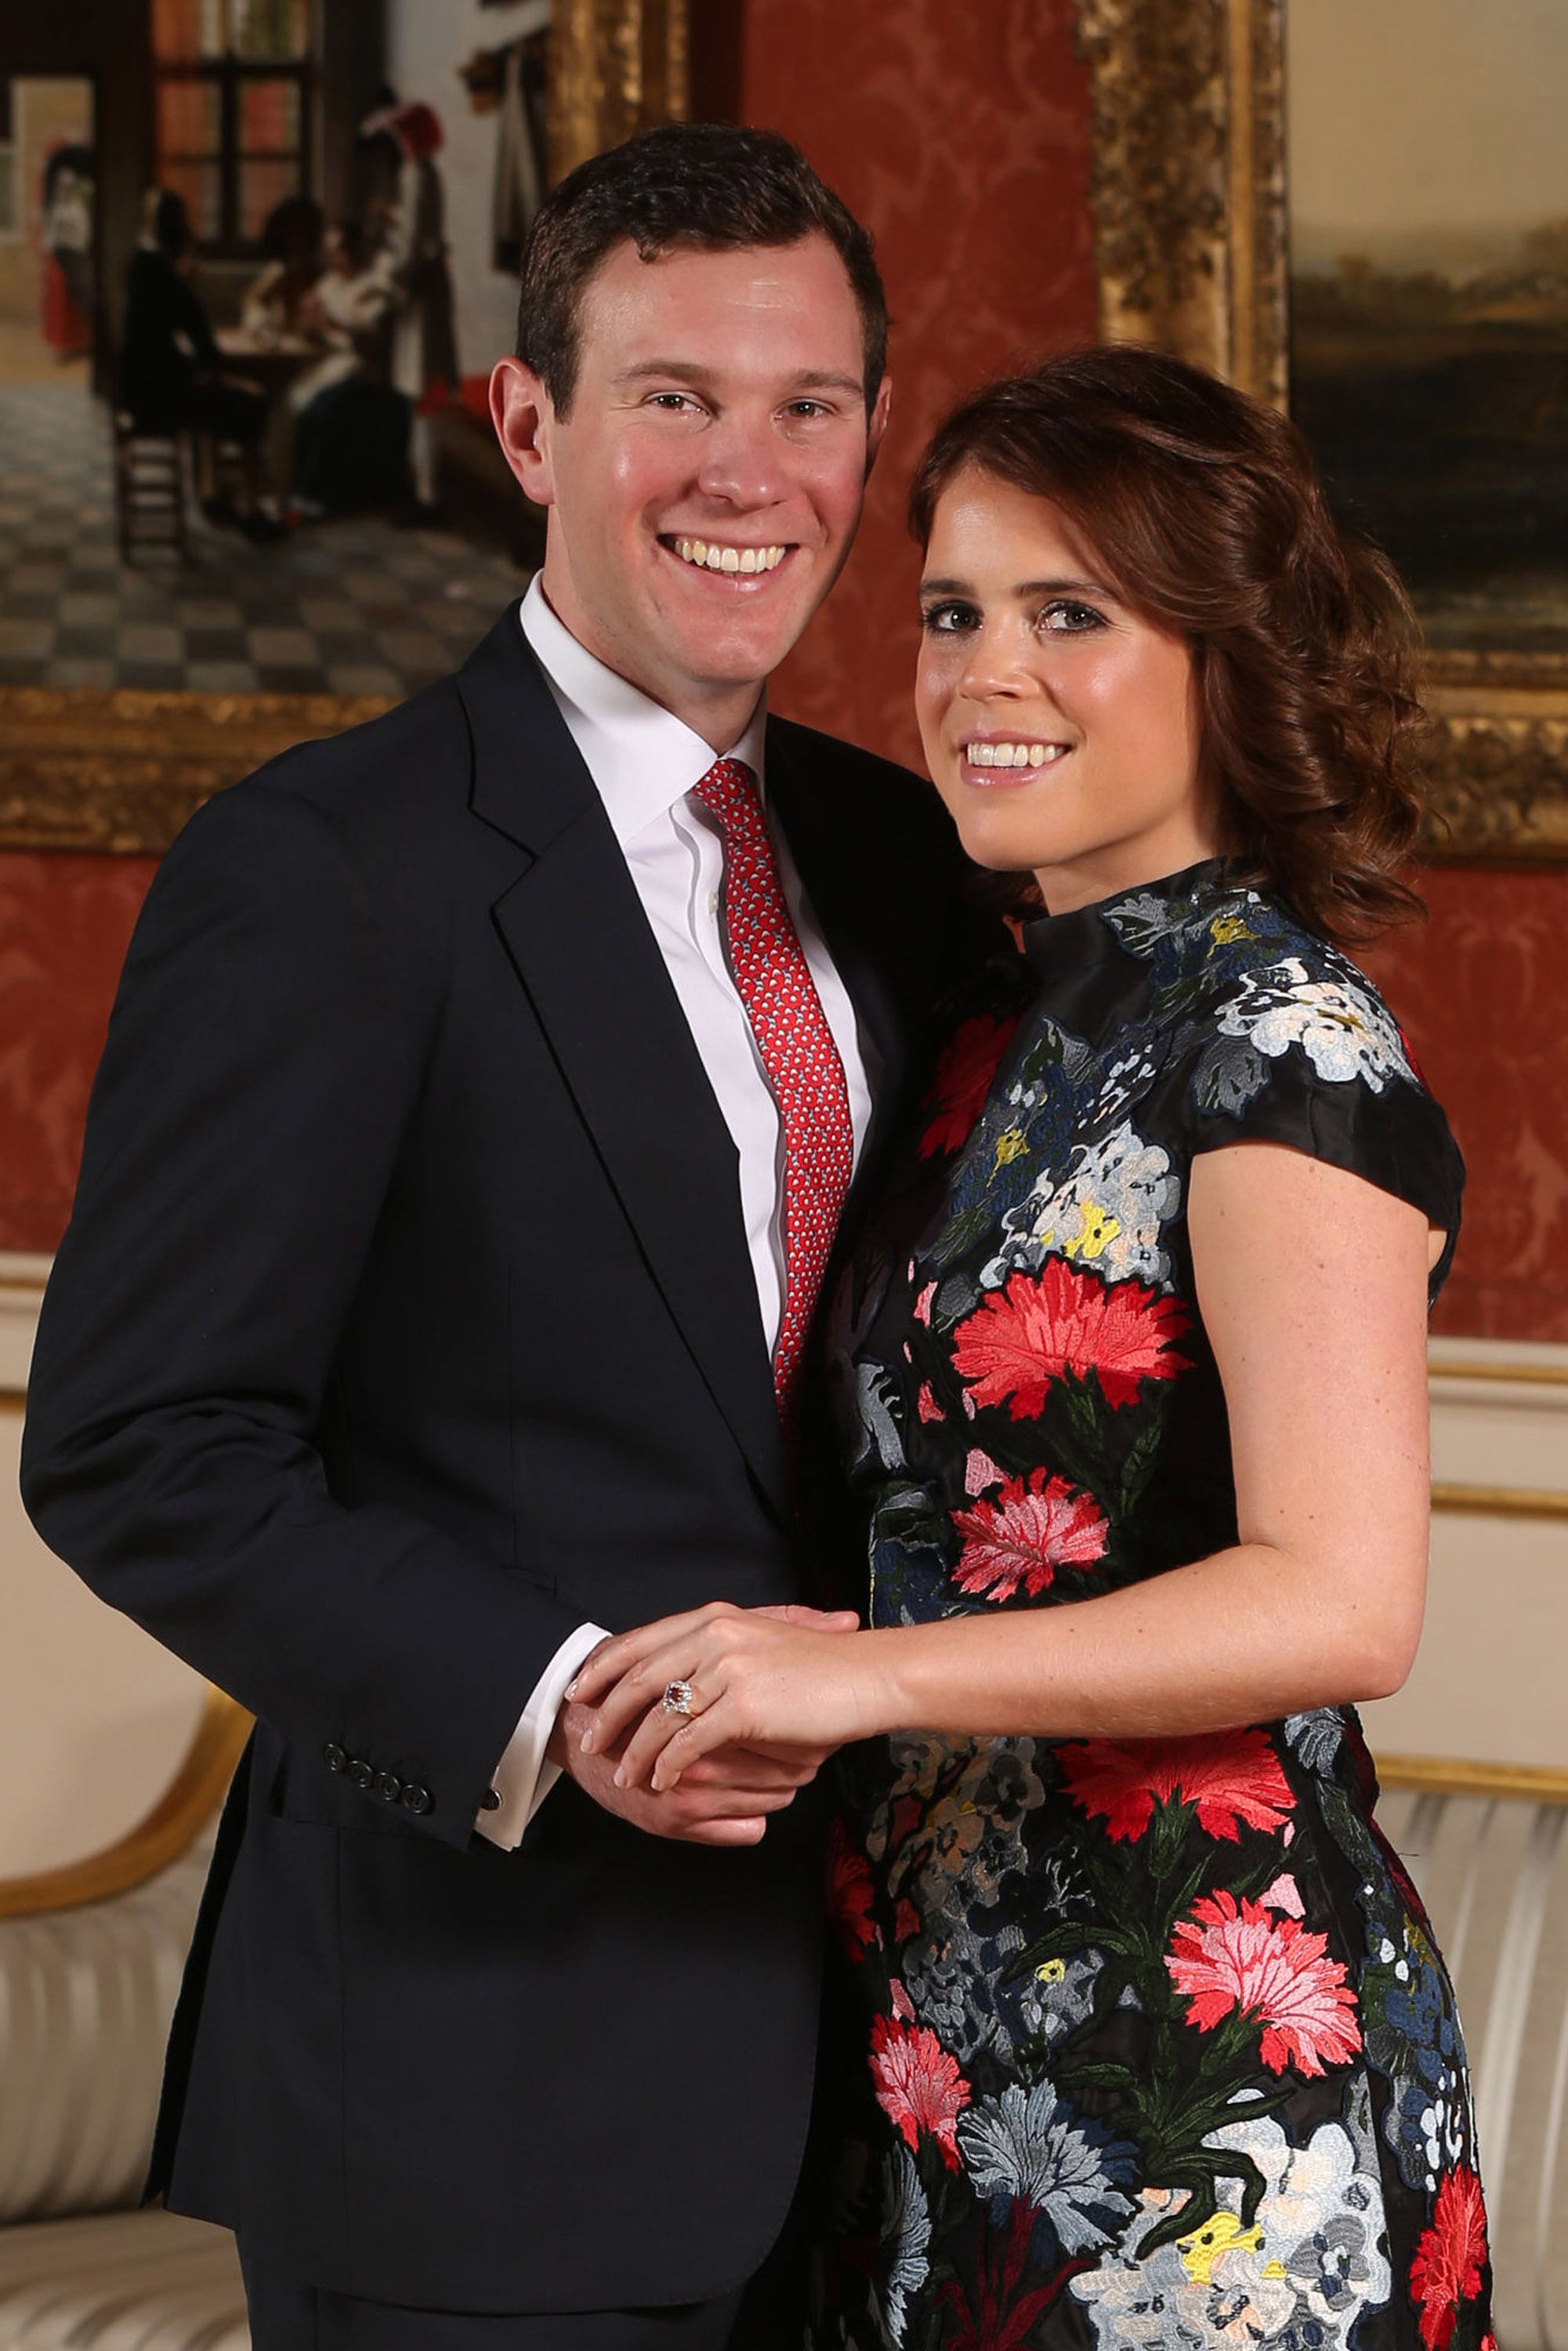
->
[918,574,1121,600]
[613,360,864,397]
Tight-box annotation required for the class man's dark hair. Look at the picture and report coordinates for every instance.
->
[516,122,887,415]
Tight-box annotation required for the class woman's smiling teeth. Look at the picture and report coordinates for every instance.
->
[671,536,788,574]
[965,741,1067,769]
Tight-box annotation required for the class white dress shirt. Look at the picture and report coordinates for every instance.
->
[476,577,876,1848]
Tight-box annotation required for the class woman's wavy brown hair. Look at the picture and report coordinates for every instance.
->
[908,346,1428,944]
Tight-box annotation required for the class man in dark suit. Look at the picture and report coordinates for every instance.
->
[22,125,969,2348]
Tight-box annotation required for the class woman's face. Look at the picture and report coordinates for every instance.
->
[916,465,1218,913]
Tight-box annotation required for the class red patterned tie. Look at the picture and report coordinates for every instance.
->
[690,757,854,1425]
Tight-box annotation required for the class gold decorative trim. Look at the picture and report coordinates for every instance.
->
[1074,0,1568,864]
[548,0,690,187]
[0,1686,252,1919]
[0,686,393,857]
[1377,1753,1568,1806]
[1429,1357,1568,1389]
[1431,1482,1568,1523]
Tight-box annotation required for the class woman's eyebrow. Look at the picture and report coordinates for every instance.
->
[918,574,1121,600]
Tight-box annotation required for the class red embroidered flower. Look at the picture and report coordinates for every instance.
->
[868,2013,970,2169]
[827,1820,877,1961]
[1410,2167,1489,2349]
[918,1012,1021,1159]
[1166,1889,1362,2077]
[949,1470,1109,1603]
[917,1381,943,1424]
[1057,1728,1296,1843]
[950,1261,1190,1418]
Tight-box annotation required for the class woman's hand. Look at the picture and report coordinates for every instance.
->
[568,1601,889,1795]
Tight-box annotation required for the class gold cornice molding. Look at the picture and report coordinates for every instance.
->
[1074,0,1568,864]
[0,1686,252,1919]
[1431,1482,1568,1523]
[547,0,690,187]
[1377,1753,1568,1805]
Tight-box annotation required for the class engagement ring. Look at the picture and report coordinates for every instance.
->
[661,1679,697,1718]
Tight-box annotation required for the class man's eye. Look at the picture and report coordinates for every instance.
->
[920,602,978,635]
[783,400,830,419]
[646,392,700,414]
[1041,600,1106,632]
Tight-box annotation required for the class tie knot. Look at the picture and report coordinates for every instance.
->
[690,756,760,836]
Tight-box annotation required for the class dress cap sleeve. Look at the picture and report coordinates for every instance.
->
[1182,947,1465,1288]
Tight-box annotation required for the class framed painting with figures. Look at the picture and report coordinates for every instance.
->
[0,0,689,856]
[1076,0,1568,863]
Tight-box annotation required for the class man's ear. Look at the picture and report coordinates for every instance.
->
[864,373,893,481]
[491,357,557,505]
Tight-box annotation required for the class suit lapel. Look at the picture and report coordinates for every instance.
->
[458,616,789,1520]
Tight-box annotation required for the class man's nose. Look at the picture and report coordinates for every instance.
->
[693,411,788,509]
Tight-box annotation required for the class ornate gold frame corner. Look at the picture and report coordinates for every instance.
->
[1074,0,1568,865]
[0,2,690,861]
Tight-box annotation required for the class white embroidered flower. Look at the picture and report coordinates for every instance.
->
[1215,958,1412,1092]
[958,2081,1137,2254]
[983,1119,1180,1289]
[1069,2114,1390,2349]
[875,2146,930,2348]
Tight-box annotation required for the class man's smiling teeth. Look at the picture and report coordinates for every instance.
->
[672,537,788,574]
[966,741,1067,768]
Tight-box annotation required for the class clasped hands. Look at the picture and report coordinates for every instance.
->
[554,1601,882,1847]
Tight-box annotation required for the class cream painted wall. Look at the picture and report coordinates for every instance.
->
[2,1261,1564,1882]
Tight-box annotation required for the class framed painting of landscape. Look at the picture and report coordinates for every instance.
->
[1075,0,1568,861]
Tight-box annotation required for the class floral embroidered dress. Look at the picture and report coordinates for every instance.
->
[812,860,1490,2351]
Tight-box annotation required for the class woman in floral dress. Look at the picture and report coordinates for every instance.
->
[574,350,1491,2350]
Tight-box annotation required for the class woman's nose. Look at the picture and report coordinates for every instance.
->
[956,622,1034,702]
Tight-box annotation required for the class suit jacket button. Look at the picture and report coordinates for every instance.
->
[373,1770,403,1802]
[347,1759,374,1789]
[400,1783,433,1815]
[324,1744,348,1773]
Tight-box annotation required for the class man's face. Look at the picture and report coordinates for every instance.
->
[494,234,889,732]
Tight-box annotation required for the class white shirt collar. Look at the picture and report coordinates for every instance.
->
[519,574,768,849]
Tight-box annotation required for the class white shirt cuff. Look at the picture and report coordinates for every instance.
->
[475,1621,610,1850]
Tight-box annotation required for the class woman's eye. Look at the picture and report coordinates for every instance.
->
[920,601,979,635]
[1040,600,1106,633]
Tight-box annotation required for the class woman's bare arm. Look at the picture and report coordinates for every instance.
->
[572,1143,1438,1786]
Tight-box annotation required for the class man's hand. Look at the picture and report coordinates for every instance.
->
[549,1603,859,1846]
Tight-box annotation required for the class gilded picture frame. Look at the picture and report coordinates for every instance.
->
[0,0,690,858]
[1075,0,1568,864]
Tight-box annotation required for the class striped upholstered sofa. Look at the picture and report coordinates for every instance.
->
[0,1696,249,2351]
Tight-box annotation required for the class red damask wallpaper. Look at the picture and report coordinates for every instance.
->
[0,854,156,1254]
[737,0,1099,771]
[1362,870,1568,1342]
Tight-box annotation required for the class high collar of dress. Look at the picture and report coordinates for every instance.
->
[1020,856,1235,977]
[519,575,768,851]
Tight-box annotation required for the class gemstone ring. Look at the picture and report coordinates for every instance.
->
[661,1679,698,1718]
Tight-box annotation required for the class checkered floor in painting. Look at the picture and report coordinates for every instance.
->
[0,381,529,697]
